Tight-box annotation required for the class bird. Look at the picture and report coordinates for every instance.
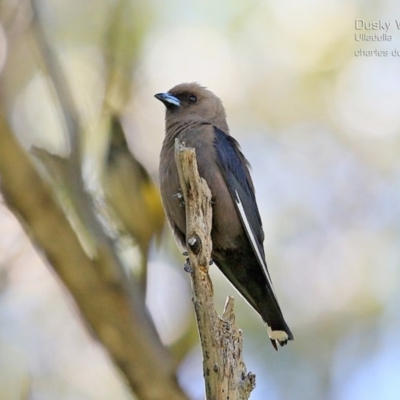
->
[155,82,293,350]
[102,115,165,289]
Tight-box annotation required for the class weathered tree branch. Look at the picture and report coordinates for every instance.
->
[0,3,189,399]
[0,116,188,400]
[174,139,256,400]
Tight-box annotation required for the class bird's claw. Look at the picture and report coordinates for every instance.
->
[173,191,185,207]
[188,236,201,255]
[183,258,192,273]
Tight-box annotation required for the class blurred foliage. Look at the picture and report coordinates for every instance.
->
[1,0,400,399]
[101,115,165,289]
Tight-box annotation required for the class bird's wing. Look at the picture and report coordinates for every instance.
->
[213,126,276,294]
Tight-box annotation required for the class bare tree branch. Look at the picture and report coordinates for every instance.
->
[0,0,187,393]
[0,114,188,400]
[174,139,256,400]
[29,0,101,238]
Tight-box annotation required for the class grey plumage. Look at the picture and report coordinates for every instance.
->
[156,83,293,350]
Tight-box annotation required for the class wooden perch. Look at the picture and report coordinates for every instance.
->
[174,139,256,400]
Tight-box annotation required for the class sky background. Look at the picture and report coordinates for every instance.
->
[1,0,400,399]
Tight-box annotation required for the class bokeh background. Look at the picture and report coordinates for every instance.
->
[1,0,400,399]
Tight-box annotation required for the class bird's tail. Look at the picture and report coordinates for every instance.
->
[259,288,293,350]
[266,325,293,350]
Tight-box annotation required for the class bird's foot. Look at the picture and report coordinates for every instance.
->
[187,235,201,255]
[173,191,185,207]
[183,258,192,273]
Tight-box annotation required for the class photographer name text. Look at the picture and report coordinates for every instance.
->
[354,19,400,57]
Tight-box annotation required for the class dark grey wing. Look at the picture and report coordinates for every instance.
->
[213,126,277,296]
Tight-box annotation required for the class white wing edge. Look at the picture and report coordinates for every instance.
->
[234,190,277,298]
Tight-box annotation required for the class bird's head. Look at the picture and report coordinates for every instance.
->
[155,82,229,133]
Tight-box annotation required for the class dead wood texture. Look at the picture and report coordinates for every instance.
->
[174,139,256,400]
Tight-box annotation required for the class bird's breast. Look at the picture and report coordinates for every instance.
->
[160,126,244,250]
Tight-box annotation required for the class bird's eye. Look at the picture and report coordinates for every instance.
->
[188,95,197,103]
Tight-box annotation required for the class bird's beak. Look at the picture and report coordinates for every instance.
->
[154,92,181,108]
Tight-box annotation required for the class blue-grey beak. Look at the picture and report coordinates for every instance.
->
[154,92,181,108]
